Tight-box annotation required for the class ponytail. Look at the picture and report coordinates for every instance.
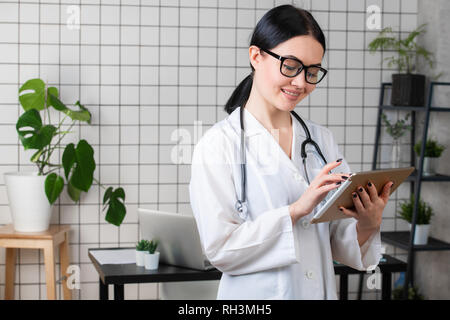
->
[224,73,253,115]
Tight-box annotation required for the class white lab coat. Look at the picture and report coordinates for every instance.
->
[189,106,382,300]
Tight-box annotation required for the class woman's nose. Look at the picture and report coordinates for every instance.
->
[290,69,309,89]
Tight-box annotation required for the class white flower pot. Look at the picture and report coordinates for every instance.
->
[136,250,146,267]
[408,223,430,245]
[4,172,52,232]
[422,157,438,176]
[144,251,160,270]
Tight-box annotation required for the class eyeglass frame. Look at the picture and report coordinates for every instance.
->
[260,47,328,84]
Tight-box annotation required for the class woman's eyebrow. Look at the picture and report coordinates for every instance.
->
[285,54,322,66]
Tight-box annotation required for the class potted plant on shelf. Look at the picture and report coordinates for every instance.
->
[392,285,424,300]
[4,78,127,232]
[368,23,438,106]
[413,138,445,176]
[136,239,149,267]
[144,239,160,270]
[381,112,413,167]
[397,194,433,245]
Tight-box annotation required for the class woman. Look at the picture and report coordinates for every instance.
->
[189,5,393,299]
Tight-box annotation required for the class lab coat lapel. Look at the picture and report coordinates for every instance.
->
[243,108,307,175]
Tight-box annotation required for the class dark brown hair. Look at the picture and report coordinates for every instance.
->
[224,5,326,114]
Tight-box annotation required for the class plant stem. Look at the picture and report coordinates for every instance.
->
[35,161,62,167]
[40,115,73,174]
[93,178,107,190]
[43,167,63,175]
[44,83,52,173]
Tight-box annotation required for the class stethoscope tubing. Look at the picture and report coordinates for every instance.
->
[236,106,328,219]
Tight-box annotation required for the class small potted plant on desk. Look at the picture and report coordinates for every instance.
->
[414,138,445,176]
[136,239,149,267]
[368,23,439,106]
[144,239,160,270]
[397,194,433,245]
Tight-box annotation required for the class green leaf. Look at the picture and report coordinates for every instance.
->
[113,187,125,201]
[46,87,58,106]
[18,78,46,111]
[103,186,113,205]
[63,142,95,201]
[16,109,56,150]
[62,143,76,180]
[67,179,82,202]
[103,187,126,226]
[45,173,64,205]
[75,101,92,124]
[72,140,95,192]
[48,94,91,123]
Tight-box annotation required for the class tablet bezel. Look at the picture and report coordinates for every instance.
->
[310,166,415,224]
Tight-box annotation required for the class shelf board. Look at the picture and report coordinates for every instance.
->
[381,231,450,251]
[406,170,450,182]
[380,105,450,112]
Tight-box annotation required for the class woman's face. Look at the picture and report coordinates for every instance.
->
[250,35,325,112]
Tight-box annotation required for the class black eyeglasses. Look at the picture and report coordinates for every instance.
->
[260,48,328,84]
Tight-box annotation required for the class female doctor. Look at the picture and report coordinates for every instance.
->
[189,5,393,300]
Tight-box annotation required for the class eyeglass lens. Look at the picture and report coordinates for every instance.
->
[281,58,325,84]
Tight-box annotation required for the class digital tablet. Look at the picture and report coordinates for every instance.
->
[310,167,415,224]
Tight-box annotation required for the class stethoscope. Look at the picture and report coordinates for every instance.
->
[235,106,328,220]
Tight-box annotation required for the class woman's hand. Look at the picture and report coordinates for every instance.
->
[339,180,394,232]
[289,159,351,224]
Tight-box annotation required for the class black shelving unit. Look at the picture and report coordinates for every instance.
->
[357,81,450,300]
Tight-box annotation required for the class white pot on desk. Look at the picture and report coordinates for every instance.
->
[144,251,160,270]
[136,250,146,267]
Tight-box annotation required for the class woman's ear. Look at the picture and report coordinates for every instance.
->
[249,45,263,70]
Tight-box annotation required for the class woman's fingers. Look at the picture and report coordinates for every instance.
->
[318,158,344,177]
[352,191,365,212]
[380,181,394,203]
[319,180,342,193]
[314,159,352,187]
[319,173,350,187]
[356,185,371,208]
[326,173,351,182]
[366,181,378,202]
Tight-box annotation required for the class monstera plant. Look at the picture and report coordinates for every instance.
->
[9,78,126,228]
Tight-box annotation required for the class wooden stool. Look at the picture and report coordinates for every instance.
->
[0,224,71,300]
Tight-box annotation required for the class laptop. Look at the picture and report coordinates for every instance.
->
[138,208,215,271]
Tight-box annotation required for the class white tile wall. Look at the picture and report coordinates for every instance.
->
[0,0,417,300]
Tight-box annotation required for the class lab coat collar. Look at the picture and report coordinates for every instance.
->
[227,106,308,174]
[228,106,307,140]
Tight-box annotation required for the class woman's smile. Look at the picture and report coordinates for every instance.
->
[281,88,301,101]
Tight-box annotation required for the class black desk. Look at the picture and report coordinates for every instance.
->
[88,248,406,300]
